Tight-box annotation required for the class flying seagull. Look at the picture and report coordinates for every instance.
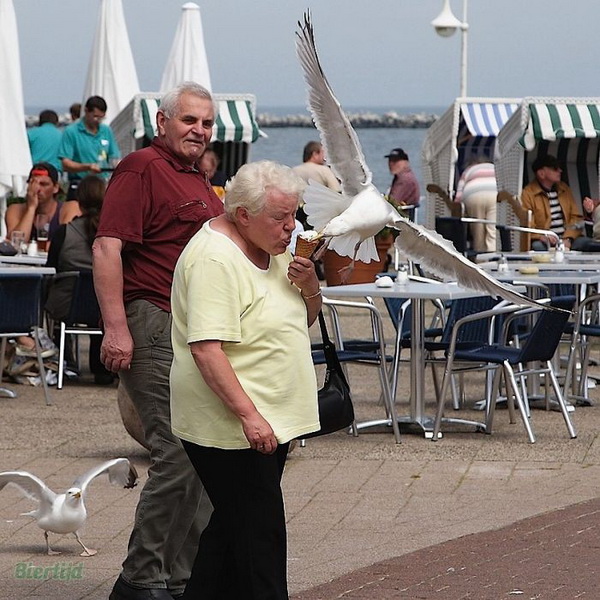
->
[0,458,138,556]
[295,13,556,310]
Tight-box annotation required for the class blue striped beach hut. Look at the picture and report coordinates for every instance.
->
[421,97,520,230]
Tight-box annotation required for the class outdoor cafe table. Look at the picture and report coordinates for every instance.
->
[0,266,55,275]
[477,266,600,301]
[321,280,484,439]
[0,253,48,266]
[477,250,600,263]
[478,261,600,272]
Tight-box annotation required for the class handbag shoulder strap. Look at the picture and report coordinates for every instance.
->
[317,310,350,388]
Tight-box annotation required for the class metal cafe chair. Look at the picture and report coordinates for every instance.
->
[0,273,52,406]
[51,270,103,389]
[311,297,401,443]
[564,292,600,406]
[432,296,577,443]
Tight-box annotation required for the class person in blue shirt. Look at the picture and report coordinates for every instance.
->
[58,96,120,202]
[27,110,62,172]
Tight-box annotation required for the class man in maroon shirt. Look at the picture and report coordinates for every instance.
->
[94,82,223,600]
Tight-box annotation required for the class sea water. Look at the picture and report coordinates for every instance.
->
[251,126,430,225]
[250,126,428,195]
[250,104,441,195]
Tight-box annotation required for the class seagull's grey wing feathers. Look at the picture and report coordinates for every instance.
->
[295,13,371,197]
[72,458,138,496]
[0,471,57,509]
[391,216,561,311]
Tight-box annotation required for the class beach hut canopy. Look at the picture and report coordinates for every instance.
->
[136,95,262,145]
[421,97,520,229]
[495,98,600,202]
[111,93,264,178]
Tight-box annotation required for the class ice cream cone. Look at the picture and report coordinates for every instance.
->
[294,237,319,258]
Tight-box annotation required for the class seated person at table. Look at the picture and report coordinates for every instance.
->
[45,175,114,385]
[521,155,590,250]
[199,146,227,200]
[5,163,63,247]
[582,196,600,242]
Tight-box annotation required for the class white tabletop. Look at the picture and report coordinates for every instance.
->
[477,251,600,263]
[322,280,483,301]
[478,261,600,271]
[0,266,55,275]
[0,253,48,266]
[480,269,600,285]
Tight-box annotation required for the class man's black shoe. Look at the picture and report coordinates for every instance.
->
[109,576,175,600]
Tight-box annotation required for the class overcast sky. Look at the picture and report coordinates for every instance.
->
[13,0,600,113]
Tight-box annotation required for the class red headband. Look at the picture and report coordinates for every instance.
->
[31,168,51,178]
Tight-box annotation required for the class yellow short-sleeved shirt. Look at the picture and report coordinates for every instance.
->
[170,220,320,449]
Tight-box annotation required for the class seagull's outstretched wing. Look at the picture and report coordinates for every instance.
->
[295,12,370,197]
[391,215,564,311]
[72,458,138,496]
[0,471,56,511]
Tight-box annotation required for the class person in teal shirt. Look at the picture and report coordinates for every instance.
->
[27,110,63,172]
[58,96,120,201]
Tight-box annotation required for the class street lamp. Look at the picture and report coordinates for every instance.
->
[431,0,469,97]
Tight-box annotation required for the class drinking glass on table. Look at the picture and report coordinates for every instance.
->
[34,214,50,252]
[10,230,25,255]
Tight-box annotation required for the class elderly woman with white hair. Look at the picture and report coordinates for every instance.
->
[170,160,321,599]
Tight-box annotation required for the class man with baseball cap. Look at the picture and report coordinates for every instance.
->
[5,162,63,245]
[385,147,420,209]
[521,154,590,250]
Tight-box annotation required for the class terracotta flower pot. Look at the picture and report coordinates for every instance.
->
[322,236,393,286]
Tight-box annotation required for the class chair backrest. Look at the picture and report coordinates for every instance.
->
[435,216,468,254]
[495,225,513,252]
[516,296,575,363]
[440,296,500,344]
[0,273,43,334]
[383,297,411,337]
[66,270,101,327]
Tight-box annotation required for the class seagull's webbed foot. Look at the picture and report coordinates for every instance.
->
[75,532,97,557]
[337,241,361,283]
[338,260,356,283]
[44,531,60,555]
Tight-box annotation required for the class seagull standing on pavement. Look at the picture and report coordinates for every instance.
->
[0,458,138,556]
[295,13,555,310]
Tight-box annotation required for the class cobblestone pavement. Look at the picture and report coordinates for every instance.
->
[1,300,600,599]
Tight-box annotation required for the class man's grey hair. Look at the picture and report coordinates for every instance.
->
[224,161,306,219]
[159,81,219,118]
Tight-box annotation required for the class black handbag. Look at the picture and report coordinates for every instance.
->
[302,311,354,439]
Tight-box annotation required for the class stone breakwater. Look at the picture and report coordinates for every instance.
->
[25,110,438,129]
[256,110,438,128]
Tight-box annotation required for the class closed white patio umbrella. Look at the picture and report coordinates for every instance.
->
[160,2,212,93]
[0,0,31,237]
[83,0,140,125]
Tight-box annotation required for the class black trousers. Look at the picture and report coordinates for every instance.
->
[182,441,290,600]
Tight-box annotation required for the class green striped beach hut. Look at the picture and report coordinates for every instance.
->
[111,92,264,178]
[495,97,600,207]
